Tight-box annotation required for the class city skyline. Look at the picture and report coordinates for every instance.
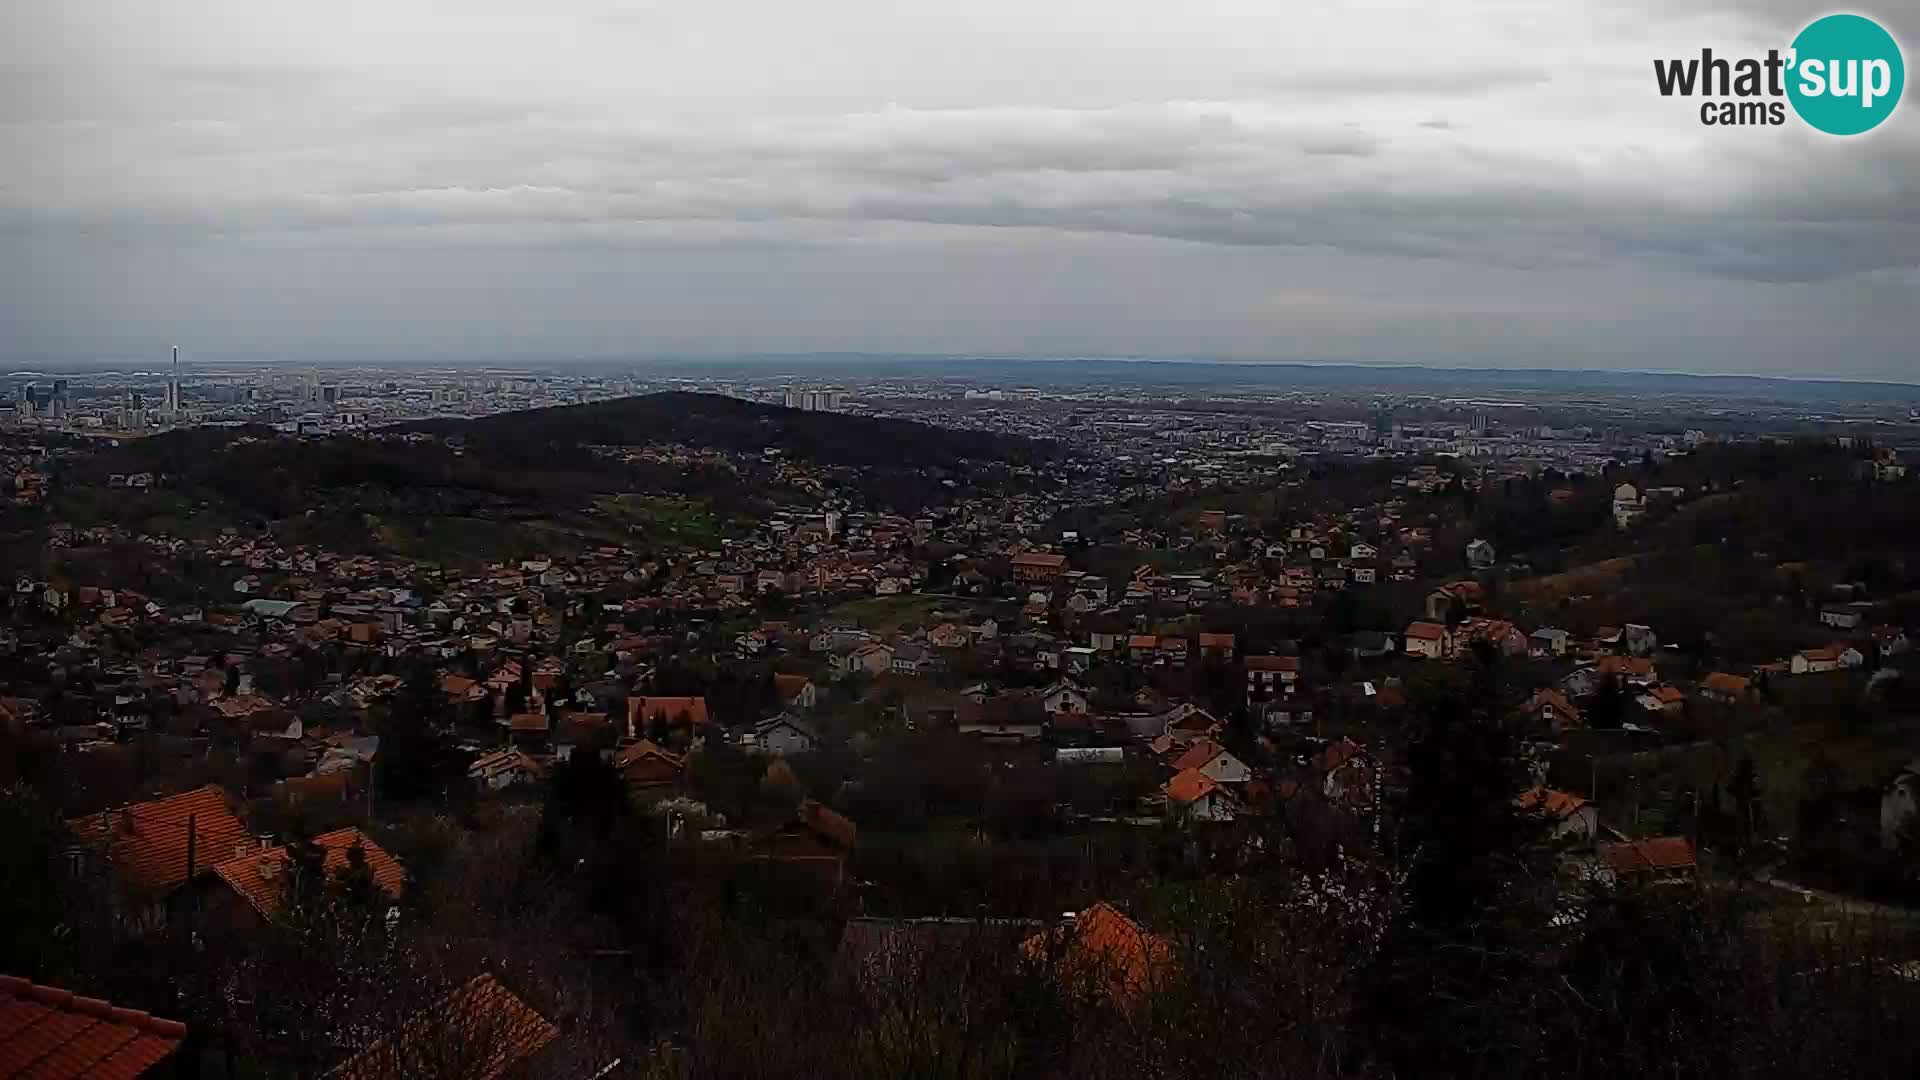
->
[4,1,1917,378]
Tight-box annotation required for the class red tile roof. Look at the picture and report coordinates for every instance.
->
[210,828,405,920]
[1404,621,1447,641]
[1701,672,1751,695]
[1010,552,1068,570]
[1598,837,1697,876]
[795,798,858,850]
[324,974,556,1080]
[1515,786,1589,820]
[1244,654,1299,672]
[0,974,186,1080]
[1021,902,1174,1004]
[627,696,710,732]
[67,785,249,895]
[1163,768,1222,805]
[1170,739,1226,773]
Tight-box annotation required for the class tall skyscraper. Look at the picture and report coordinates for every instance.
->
[166,346,181,416]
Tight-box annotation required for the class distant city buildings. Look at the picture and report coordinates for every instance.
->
[784,387,846,412]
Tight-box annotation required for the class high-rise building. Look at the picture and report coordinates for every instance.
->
[166,347,181,416]
[783,387,846,412]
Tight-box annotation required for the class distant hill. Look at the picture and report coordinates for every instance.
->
[412,391,1058,470]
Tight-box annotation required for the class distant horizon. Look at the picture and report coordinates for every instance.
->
[8,353,1919,396]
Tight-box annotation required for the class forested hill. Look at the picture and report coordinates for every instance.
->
[412,391,1058,469]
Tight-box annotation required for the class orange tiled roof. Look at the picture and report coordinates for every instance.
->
[1163,767,1222,804]
[1010,552,1068,570]
[324,974,556,1080]
[1702,672,1750,695]
[1405,621,1447,641]
[773,673,812,700]
[1171,739,1225,773]
[627,696,710,729]
[1515,786,1589,820]
[1245,654,1298,672]
[1021,902,1174,1004]
[1599,836,1696,875]
[67,785,249,895]
[210,828,405,920]
[0,974,187,1080]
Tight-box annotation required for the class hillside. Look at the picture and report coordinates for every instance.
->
[412,391,1058,470]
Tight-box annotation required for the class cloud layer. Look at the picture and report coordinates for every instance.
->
[3,0,1917,374]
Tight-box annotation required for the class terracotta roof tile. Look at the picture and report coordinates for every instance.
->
[1163,768,1222,804]
[67,785,249,895]
[0,975,186,1080]
[211,829,405,920]
[1598,836,1697,875]
[324,974,556,1080]
[1021,902,1174,1004]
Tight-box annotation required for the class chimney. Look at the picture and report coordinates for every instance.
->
[257,857,278,880]
[232,839,254,860]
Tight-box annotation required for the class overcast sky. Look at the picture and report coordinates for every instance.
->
[3,1,1916,377]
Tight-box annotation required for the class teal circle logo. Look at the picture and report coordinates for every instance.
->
[1787,14,1904,135]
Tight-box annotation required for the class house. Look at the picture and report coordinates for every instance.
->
[1314,737,1379,811]
[773,673,817,711]
[613,739,686,790]
[1636,685,1686,716]
[1699,671,1752,704]
[1163,768,1240,822]
[1020,902,1173,1005]
[1515,787,1600,844]
[840,642,895,677]
[206,828,405,927]
[1820,605,1868,630]
[1197,632,1236,659]
[1425,580,1484,620]
[1791,646,1844,675]
[67,785,251,911]
[1597,655,1656,686]
[891,644,931,675]
[1170,739,1252,785]
[1161,705,1224,746]
[468,748,545,790]
[1529,627,1571,658]
[1612,482,1644,529]
[1157,637,1189,667]
[756,798,859,887]
[0,974,187,1079]
[626,695,711,738]
[325,973,558,1080]
[1459,618,1528,657]
[753,713,821,756]
[1040,680,1090,715]
[1350,541,1378,560]
[1403,621,1450,659]
[1595,837,1697,884]
[1525,688,1583,732]
[1465,538,1496,569]
[928,623,970,649]
[1010,551,1068,583]
[1245,654,1300,697]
